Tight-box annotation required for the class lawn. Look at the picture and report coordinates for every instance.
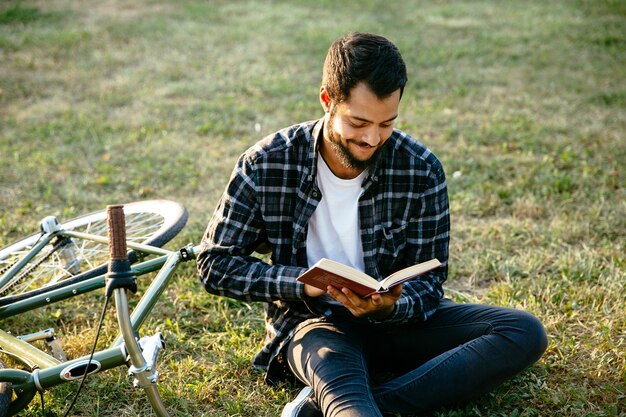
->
[0,0,624,416]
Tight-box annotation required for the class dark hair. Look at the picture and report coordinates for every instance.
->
[322,32,407,103]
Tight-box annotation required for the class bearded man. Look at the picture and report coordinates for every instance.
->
[197,32,547,417]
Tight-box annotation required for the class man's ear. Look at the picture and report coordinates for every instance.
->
[319,86,332,113]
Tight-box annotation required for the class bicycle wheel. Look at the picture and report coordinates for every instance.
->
[0,200,187,299]
[0,359,9,417]
[0,359,10,417]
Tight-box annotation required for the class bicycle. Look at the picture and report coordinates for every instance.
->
[0,200,198,416]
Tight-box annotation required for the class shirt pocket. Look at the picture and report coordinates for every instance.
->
[379,221,409,261]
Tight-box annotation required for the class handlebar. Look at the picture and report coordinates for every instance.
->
[105,205,137,296]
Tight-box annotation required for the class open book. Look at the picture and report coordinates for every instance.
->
[297,258,442,298]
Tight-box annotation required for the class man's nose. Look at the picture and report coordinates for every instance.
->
[361,126,381,146]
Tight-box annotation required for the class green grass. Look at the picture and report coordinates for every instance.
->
[1,0,624,416]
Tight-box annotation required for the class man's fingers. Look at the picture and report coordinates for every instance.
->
[370,293,383,306]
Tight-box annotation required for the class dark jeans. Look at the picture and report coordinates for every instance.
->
[286,299,548,417]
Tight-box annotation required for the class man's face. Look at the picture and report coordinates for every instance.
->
[322,82,401,178]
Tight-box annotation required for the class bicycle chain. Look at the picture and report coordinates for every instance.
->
[0,237,65,296]
[0,233,46,277]
[0,260,17,277]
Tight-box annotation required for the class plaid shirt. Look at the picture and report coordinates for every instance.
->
[197,118,450,384]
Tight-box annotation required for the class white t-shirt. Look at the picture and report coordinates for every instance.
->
[306,156,367,271]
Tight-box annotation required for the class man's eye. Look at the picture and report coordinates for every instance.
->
[380,124,392,129]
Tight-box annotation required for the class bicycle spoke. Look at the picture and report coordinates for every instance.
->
[0,214,165,295]
[0,200,187,298]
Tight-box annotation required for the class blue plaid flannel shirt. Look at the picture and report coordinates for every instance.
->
[197,118,450,384]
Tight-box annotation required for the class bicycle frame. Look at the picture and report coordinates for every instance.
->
[0,227,199,416]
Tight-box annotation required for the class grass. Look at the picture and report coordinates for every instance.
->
[0,0,624,415]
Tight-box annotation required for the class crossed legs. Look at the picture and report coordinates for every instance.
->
[286,299,548,416]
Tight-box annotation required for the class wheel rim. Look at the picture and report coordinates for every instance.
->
[0,201,184,296]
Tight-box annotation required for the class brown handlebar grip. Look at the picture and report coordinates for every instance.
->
[107,205,128,261]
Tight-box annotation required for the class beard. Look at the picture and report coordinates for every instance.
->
[326,112,383,172]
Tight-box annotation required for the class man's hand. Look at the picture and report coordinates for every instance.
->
[327,283,402,320]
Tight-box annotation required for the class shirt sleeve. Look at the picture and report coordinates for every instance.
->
[384,159,450,324]
[196,154,307,303]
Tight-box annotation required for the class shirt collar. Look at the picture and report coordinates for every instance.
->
[304,118,325,186]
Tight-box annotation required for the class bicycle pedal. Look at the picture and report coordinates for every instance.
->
[128,332,166,386]
[17,328,68,362]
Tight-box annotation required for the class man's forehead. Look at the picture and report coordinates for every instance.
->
[337,85,401,122]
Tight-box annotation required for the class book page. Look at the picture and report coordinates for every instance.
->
[381,259,442,288]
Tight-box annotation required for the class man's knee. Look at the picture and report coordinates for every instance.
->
[514,310,548,366]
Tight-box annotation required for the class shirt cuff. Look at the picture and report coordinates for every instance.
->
[276,265,307,301]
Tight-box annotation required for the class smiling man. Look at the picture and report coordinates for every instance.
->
[320,82,400,178]
[197,32,547,417]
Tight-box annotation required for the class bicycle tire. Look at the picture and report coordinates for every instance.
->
[0,200,187,300]
[0,359,10,417]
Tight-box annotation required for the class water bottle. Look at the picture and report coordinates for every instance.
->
[56,238,80,275]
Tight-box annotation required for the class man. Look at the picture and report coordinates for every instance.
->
[197,32,547,417]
